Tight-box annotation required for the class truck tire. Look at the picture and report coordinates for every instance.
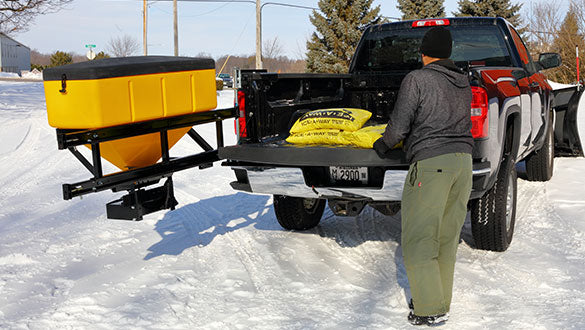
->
[470,154,517,252]
[273,195,325,230]
[525,118,554,181]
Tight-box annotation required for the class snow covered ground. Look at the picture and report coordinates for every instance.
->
[1,81,584,329]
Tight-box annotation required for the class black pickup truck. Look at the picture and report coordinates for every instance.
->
[219,17,584,252]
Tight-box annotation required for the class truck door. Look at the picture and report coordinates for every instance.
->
[508,27,536,155]
[509,26,583,157]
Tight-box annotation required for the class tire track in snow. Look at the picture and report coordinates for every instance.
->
[454,178,585,328]
[516,179,584,258]
[0,115,70,200]
[0,116,39,188]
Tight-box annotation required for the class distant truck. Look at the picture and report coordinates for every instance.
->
[218,73,233,88]
[219,17,584,252]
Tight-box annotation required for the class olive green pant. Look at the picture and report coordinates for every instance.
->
[401,153,472,316]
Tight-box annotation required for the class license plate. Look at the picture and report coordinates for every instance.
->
[329,166,368,184]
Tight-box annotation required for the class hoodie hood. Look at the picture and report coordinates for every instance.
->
[423,60,469,88]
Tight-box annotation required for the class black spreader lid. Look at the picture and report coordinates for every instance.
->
[43,56,215,81]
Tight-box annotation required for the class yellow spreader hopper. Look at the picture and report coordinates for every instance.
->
[44,56,236,220]
[44,56,217,170]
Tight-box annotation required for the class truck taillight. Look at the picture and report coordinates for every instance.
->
[235,90,247,138]
[412,19,450,28]
[470,86,488,138]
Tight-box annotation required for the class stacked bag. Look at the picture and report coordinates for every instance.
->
[286,108,399,149]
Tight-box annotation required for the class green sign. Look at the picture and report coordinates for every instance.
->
[85,44,96,48]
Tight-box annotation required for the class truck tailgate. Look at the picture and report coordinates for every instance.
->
[219,142,407,167]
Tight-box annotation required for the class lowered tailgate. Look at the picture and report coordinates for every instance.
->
[218,142,407,167]
[219,142,408,201]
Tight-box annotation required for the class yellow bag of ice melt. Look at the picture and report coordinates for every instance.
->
[286,124,403,149]
[289,108,372,134]
[286,129,350,146]
[345,124,403,149]
[344,124,387,149]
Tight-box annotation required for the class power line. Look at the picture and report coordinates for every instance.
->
[148,0,317,11]
[142,0,318,68]
[146,0,256,4]
[151,1,232,17]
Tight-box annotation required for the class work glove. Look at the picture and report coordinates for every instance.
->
[373,137,392,159]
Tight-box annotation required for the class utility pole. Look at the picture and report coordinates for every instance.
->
[173,0,179,56]
[256,0,262,69]
[143,0,148,55]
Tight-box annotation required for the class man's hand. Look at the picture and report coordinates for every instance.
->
[373,138,392,158]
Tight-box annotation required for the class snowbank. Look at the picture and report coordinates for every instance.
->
[0,70,43,81]
[0,72,19,78]
[21,70,43,80]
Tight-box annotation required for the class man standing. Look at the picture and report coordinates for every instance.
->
[373,27,473,326]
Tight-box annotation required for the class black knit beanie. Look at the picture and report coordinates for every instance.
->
[420,27,452,58]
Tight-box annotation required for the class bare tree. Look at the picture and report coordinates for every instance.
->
[107,35,140,57]
[263,36,285,72]
[548,1,585,83]
[0,0,72,34]
[263,36,284,59]
[527,0,563,55]
[527,0,585,83]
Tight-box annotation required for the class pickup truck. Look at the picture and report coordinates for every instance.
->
[219,17,584,252]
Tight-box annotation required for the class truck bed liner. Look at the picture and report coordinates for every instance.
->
[219,142,407,167]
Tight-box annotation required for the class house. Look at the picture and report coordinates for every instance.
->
[0,33,31,74]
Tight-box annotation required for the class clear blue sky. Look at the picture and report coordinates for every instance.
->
[16,0,531,59]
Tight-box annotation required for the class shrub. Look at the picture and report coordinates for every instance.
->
[49,51,73,67]
[216,78,224,90]
[31,64,47,71]
[94,51,111,60]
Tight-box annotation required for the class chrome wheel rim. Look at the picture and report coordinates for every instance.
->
[303,198,318,212]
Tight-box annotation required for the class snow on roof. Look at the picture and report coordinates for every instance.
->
[0,72,19,78]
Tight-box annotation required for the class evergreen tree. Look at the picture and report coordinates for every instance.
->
[30,63,47,71]
[49,51,73,67]
[306,0,383,73]
[397,0,445,20]
[93,51,110,60]
[548,3,585,84]
[455,0,523,30]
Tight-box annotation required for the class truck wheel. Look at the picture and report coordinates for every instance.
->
[273,195,325,230]
[470,155,517,252]
[525,118,554,181]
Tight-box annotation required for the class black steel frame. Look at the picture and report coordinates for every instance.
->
[56,107,236,220]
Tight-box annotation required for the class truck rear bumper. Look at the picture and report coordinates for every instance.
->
[230,164,490,201]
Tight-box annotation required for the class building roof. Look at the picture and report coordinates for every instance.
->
[0,33,30,50]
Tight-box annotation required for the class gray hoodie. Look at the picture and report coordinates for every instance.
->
[382,60,474,164]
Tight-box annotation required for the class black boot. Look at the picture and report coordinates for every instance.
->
[407,311,449,326]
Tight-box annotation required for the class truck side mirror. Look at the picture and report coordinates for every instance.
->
[538,53,562,70]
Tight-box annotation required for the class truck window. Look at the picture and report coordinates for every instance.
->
[509,27,530,65]
[509,27,539,73]
[353,25,513,72]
